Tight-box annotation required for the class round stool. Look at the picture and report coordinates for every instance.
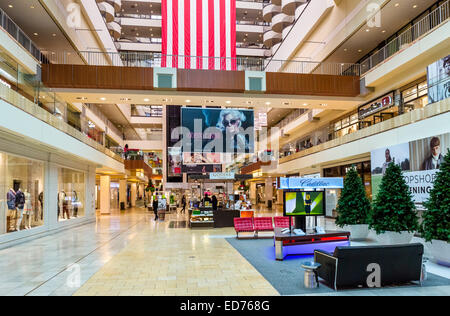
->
[301,262,321,289]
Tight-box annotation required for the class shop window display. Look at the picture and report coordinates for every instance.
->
[57,168,85,221]
[0,152,45,234]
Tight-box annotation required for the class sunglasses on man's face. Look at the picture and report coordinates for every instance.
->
[223,119,240,127]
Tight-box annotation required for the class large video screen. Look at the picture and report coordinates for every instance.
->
[284,191,325,216]
[181,108,254,153]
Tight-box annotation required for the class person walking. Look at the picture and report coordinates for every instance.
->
[181,195,187,214]
[152,196,159,221]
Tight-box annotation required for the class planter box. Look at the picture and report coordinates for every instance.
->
[375,231,414,245]
[342,224,369,241]
[426,240,450,267]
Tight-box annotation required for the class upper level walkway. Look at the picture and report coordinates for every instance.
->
[41,53,361,99]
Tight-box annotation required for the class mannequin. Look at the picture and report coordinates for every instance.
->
[7,188,16,232]
[15,188,25,231]
[61,191,70,220]
[38,192,44,221]
[24,189,32,229]
[72,191,78,218]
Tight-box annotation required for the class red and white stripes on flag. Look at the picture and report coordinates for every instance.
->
[161,0,237,71]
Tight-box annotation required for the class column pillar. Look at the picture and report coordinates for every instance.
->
[131,183,137,207]
[249,182,257,205]
[265,177,273,208]
[100,176,111,215]
[119,179,127,208]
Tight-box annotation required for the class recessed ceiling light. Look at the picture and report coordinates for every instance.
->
[265,102,271,105]
[395,3,400,7]
[8,5,13,8]
[144,98,150,102]
[226,101,231,104]
[413,5,418,8]
[186,100,191,103]
[33,33,38,36]
[303,103,309,106]
[100,97,106,101]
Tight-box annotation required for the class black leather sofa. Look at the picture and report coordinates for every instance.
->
[314,243,424,290]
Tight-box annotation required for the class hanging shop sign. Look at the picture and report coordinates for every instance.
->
[209,172,236,180]
[358,92,395,119]
[278,177,344,190]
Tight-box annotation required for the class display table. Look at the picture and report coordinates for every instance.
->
[213,209,240,228]
[190,208,214,228]
[274,228,350,261]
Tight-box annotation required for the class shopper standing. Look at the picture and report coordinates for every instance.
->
[212,195,218,211]
[152,196,159,221]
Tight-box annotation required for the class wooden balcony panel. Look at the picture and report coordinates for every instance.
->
[266,73,360,97]
[177,69,246,93]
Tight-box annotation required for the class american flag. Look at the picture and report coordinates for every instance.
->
[161,0,237,70]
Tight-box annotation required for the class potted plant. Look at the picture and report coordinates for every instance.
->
[370,162,419,245]
[421,149,450,266]
[335,166,371,240]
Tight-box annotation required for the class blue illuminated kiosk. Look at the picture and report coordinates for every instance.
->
[274,177,350,261]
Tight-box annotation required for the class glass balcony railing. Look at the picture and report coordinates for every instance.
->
[0,51,123,163]
[361,0,449,75]
[0,7,41,61]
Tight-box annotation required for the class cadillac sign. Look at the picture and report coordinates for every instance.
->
[279,177,344,190]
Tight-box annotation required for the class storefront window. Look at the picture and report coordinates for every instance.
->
[402,80,428,113]
[331,113,359,139]
[0,152,45,234]
[57,168,85,221]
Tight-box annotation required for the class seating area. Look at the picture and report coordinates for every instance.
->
[314,243,425,290]
[234,216,293,239]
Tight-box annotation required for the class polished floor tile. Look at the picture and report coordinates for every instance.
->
[0,206,448,296]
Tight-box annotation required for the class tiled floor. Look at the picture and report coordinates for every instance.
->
[0,207,448,296]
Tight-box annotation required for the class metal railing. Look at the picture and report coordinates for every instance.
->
[0,7,41,61]
[361,0,450,75]
[41,51,361,76]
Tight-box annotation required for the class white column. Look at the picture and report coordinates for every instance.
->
[100,176,111,215]
[47,162,59,228]
[119,179,127,207]
[250,182,257,204]
[131,183,137,207]
[265,178,273,208]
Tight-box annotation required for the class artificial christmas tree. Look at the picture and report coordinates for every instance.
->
[421,149,450,266]
[370,162,419,244]
[335,167,371,240]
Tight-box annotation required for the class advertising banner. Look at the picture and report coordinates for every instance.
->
[168,147,182,177]
[427,54,450,104]
[181,164,222,174]
[183,152,222,165]
[180,108,255,153]
[279,177,344,190]
[371,133,450,206]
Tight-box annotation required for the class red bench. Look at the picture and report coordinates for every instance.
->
[254,217,274,238]
[274,216,293,229]
[234,217,255,239]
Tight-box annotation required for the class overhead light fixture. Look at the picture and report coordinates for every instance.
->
[100,97,106,101]
[144,98,150,102]
[265,102,271,105]
[226,101,231,104]
[185,100,191,103]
